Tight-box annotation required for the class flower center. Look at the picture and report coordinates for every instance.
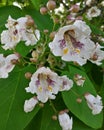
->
[36,73,55,92]
[64,30,84,49]
[90,9,96,15]
[59,30,84,55]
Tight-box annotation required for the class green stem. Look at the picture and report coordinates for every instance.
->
[49,100,58,114]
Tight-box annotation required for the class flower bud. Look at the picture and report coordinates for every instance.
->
[43,29,49,34]
[25,72,32,79]
[24,97,38,113]
[39,103,44,107]
[11,59,19,64]
[59,110,65,115]
[49,31,56,40]
[90,52,98,61]
[47,0,56,10]
[26,15,34,27]
[30,58,37,63]
[74,74,85,87]
[76,98,82,103]
[84,92,90,97]
[52,115,57,120]
[32,51,39,59]
[64,109,69,113]
[70,5,80,13]
[58,111,73,130]
[40,7,48,15]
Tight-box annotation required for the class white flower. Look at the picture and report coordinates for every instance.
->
[1,16,40,50]
[17,16,40,46]
[21,29,40,46]
[25,67,61,103]
[86,6,101,20]
[5,15,17,28]
[49,20,95,66]
[58,112,73,130]
[101,1,104,6]
[25,67,73,103]
[0,54,19,78]
[24,97,38,113]
[59,75,73,91]
[74,74,85,86]
[89,43,104,65]
[84,93,103,115]
[86,0,92,6]
[1,29,21,50]
[1,16,21,50]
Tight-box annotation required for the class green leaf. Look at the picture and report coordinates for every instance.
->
[39,103,61,130]
[25,102,61,130]
[0,65,40,130]
[0,45,13,55]
[25,100,97,130]
[15,41,34,57]
[30,0,48,10]
[73,116,96,130]
[62,65,103,129]
[87,23,104,37]
[30,0,41,10]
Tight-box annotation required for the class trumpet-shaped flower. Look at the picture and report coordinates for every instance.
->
[58,112,73,130]
[86,6,101,20]
[74,74,85,86]
[59,75,73,91]
[1,29,21,50]
[89,43,104,65]
[24,97,38,113]
[25,67,73,103]
[84,93,103,115]
[1,16,40,50]
[1,16,21,50]
[49,20,95,66]
[17,17,40,46]
[0,53,19,78]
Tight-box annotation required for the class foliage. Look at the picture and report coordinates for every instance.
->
[0,0,104,130]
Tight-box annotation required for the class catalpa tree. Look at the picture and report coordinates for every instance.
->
[0,0,104,130]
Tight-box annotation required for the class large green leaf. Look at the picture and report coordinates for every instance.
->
[30,0,48,10]
[73,116,96,130]
[99,78,104,130]
[30,0,41,10]
[15,41,34,57]
[25,102,61,130]
[62,65,103,129]
[24,95,97,130]
[0,65,40,130]
[39,103,61,130]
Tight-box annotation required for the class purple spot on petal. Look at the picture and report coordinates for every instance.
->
[70,36,84,49]
[13,29,18,35]
[63,80,67,86]
[47,76,55,86]
[35,80,40,86]
[59,39,66,49]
